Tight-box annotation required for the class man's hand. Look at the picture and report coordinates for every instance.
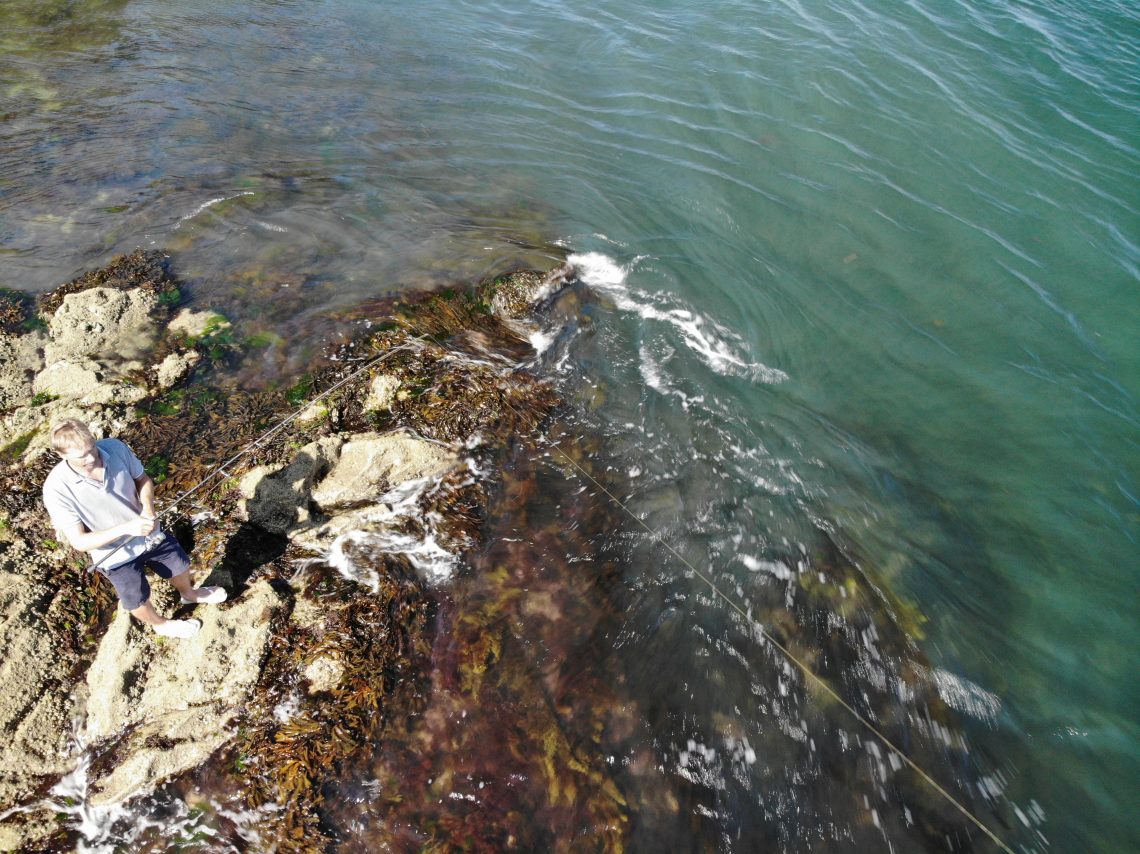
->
[63,512,157,552]
[127,515,157,538]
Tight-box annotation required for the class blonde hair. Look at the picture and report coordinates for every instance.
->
[50,419,96,454]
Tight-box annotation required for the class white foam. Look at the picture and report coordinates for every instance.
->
[568,252,788,384]
[176,191,256,225]
[931,668,1002,722]
[528,327,556,355]
[7,728,245,853]
[740,555,794,580]
[322,474,462,588]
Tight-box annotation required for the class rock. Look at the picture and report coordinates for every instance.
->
[33,358,105,399]
[240,432,457,537]
[33,358,147,406]
[295,403,329,426]
[44,286,158,366]
[0,330,45,411]
[363,374,401,412]
[310,431,456,512]
[81,581,283,806]
[154,351,201,389]
[485,262,575,319]
[167,308,228,340]
[304,656,344,693]
[0,401,102,461]
[239,436,343,535]
[0,569,79,812]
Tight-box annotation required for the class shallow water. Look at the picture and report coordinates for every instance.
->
[2,0,1137,850]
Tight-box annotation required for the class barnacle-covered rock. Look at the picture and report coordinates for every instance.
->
[153,350,201,389]
[362,373,400,412]
[482,261,575,319]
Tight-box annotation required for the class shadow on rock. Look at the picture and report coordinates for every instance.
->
[195,522,288,596]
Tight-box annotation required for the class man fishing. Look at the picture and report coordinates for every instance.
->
[42,418,226,639]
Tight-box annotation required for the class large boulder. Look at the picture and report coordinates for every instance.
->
[310,431,456,511]
[43,286,159,366]
[240,431,457,537]
[80,580,283,806]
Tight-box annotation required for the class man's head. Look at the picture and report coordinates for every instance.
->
[50,419,98,463]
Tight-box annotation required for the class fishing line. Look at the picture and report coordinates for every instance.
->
[536,430,1016,854]
[139,316,1012,850]
[86,343,415,574]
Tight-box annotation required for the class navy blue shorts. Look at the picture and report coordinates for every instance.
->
[99,534,190,611]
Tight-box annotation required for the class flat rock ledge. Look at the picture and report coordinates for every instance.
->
[81,581,282,806]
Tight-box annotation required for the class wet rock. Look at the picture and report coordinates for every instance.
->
[238,436,343,535]
[81,580,283,806]
[310,431,456,512]
[484,262,575,319]
[154,350,201,389]
[304,656,344,693]
[44,286,158,365]
[241,431,457,539]
[362,374,400,412]
[167,307,227,340]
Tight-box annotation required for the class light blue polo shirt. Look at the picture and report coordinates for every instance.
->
[42,438,154,570]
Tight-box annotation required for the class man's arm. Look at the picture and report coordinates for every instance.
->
[135,473,156,519]
[60,515,156,553]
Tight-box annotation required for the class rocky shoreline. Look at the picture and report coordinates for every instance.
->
[0,251,1002,852]
[0,251,583,850]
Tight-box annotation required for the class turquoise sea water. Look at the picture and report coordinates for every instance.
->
[2,0,1136,850]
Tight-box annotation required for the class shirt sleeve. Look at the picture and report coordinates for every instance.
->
[125,443,145,479]
[104,439,145,479]
[42,475,81,533]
